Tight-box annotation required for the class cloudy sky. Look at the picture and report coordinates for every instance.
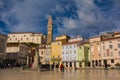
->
[0,0,120,38]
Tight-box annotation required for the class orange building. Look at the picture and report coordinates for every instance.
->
[89,36,102,67]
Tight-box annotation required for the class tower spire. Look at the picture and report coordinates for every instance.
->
[47,15,53,44]
[48,16,52,26]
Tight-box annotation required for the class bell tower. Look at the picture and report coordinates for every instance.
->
[47,16,53,44]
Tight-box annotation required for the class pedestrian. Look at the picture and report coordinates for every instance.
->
[60,63,64,72]
[93,64,95,69]
[104,60,108,71]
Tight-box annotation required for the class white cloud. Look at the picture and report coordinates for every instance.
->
[0,0,57,32]
[62,18,78,29]
[57,0,120,38]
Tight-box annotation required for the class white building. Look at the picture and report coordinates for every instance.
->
[7,32,46,44]
[68,36,83,42]
[62,41,79,68]
[0,34,7,63]
[6,44,28,65]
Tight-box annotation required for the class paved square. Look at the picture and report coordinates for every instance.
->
[0,68,120,80]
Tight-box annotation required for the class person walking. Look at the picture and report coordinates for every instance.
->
[60,63,64,72]
[104,60,108,71]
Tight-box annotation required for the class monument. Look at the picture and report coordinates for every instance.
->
[31,49,40,71]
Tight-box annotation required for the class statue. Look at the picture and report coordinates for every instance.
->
[31,49,40,71]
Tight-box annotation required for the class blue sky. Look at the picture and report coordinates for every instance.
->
[0,0,120,38]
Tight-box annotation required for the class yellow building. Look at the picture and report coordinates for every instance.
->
[55,35,70,44]
[51,41,62,67]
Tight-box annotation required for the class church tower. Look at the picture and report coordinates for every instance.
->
[47,16,53,44]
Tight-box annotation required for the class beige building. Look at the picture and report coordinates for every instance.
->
[101,32,120,67]
[89,36,102,67]
[7,32,45,44]
[89,32,120,67]
[39,44,51,65]
[0,34,7,63]
[6,43,28,65]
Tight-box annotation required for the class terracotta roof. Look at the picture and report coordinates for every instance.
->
[62,41,82,45]
[102,37,120,41]
[89,35,101,39]
[55,35,70,38]
[114,32,120,35]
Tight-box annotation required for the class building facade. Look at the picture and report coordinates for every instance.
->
[55,35,70,43]
[101,32,120,67]
[89,36,102,67]
[62,41,79,69]
[0,34,7,63]
[6,43,28,65]
[77,43,90,67]
[51,41,62,68]
[39,44,51,65]
[7,32,45,44]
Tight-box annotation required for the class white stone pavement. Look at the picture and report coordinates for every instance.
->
[0,68,120,80]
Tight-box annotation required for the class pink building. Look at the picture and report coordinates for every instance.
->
[101,32,120,67]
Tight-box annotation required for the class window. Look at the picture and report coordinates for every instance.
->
[27,38,28,40]
[97,43,99,45]
[111,59,114,63]
[91,44,93,46]
[98,53,100,57]
[119,51,120,56]
[70,50,72,54]
[107,52,109,57]
[0,47,2,53]
[109,41,112,43]
[41,51,43,55]
[104,53,106,57]
[40,57,43,59]
[102,42,104,44]
[103,46,105,50]
[53,56,55,58]
[111,52,113,57]
[24,35,26,37]
[118,40,120,42]
[118,44,120,48]
[109,45,113,49]
[74,50,76,53]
